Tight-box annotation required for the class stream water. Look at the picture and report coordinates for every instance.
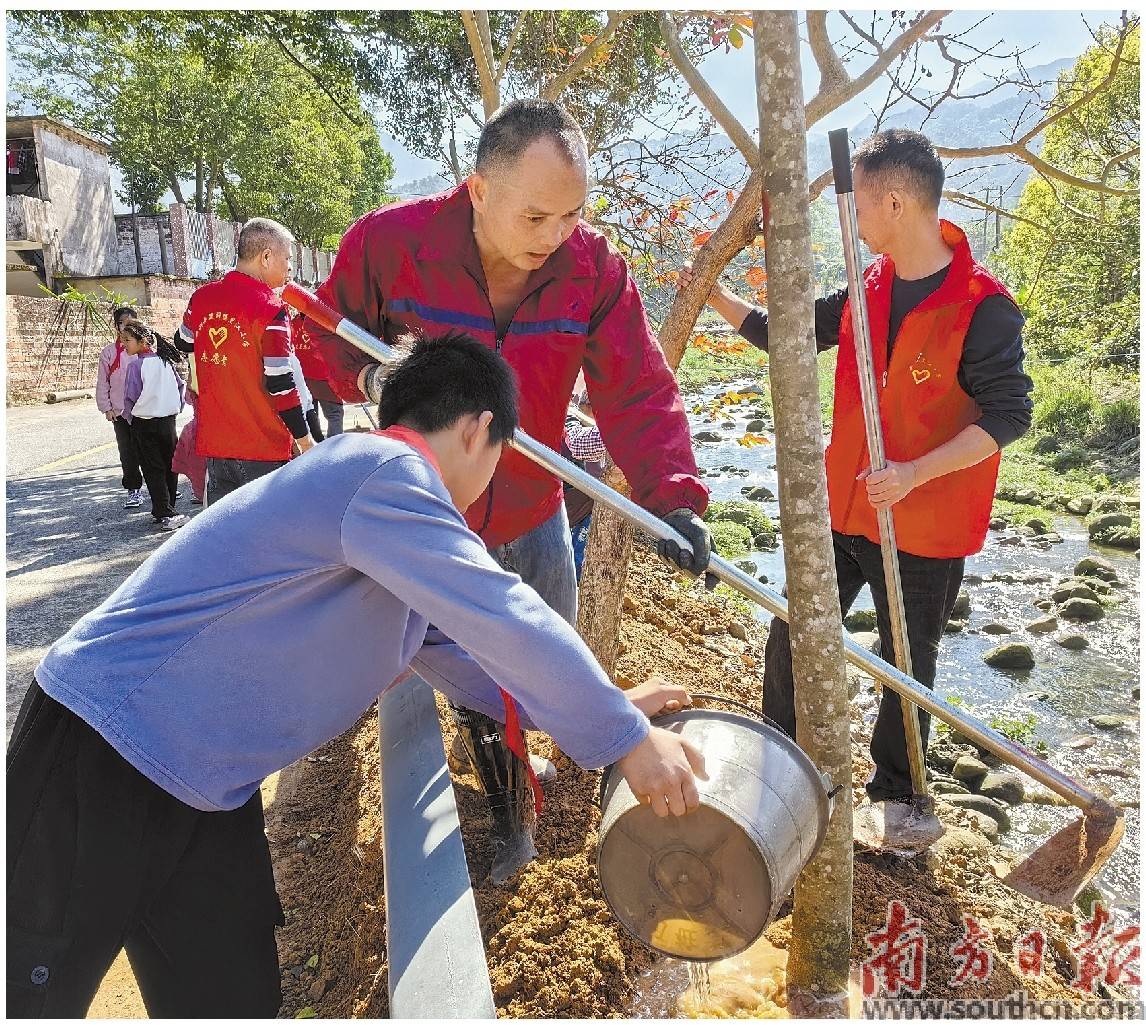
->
[624,375,1141,1017]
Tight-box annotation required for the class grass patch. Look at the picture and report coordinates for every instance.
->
[676,345,767,394]
[715,583,759,620]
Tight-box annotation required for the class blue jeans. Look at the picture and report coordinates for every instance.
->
[570,514,592,583]
[488,505,577,624]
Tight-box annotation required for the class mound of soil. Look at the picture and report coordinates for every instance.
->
[270,548,1122,1018]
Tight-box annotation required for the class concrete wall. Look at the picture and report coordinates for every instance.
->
[115,214,174,276]
[35,124,118,278]
[6,278,199,405]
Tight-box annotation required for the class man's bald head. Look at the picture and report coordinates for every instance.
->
[237,217,294,262]
[237,217,294,289]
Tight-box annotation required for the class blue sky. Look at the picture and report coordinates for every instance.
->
[384,8,1118,183]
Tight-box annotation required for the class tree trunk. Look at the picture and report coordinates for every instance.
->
[195,154,204,213]
[753,11,853,1015]
[576,168,761,677]
[575,467,633,676]
[168,174,186,207]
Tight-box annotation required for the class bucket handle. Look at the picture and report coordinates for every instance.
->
[682,692,787,734]
[683,694,844,802]
[597,693,845,808]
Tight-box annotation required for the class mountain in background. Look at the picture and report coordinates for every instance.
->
[392,58,1074,216]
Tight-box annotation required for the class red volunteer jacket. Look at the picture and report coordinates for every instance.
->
[827,221,1010,558]
[292,316,330,382]
[184,271,300,461]
[305,184,707,547]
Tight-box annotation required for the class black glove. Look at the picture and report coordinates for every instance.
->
[656,508,713,579]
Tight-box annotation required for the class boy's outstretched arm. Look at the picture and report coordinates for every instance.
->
[343,455,705,812]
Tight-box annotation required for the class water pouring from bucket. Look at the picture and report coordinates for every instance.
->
[597,699,837,962]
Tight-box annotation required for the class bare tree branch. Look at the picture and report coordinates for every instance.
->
[935,141,1137,197]
[807,11,849,99]
[494,10,530,84]
[460,10,499,119]
[1013,14,1135,148]
[658,11,760,166]
[806,10,950,127]
[943,190,1051,232]
[542,11,635,100]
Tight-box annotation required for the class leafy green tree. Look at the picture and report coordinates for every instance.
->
[7,15,393,244]
[995,26,1140,366]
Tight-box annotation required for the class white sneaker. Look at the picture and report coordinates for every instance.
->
[156,515,188,532]
[124,489,144,509]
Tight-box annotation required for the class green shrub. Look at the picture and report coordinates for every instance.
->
[707,519,753,558]
[704,500,774,540]
[1033,380,1097,437]
[1097,396,1140,444]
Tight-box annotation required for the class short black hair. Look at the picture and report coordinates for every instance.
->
[854,129,945,209]
[113,305,137,328]
[475,98,587,175]
[377,333,518,444]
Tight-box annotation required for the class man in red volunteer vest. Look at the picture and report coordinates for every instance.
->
[306,99,712,883]
[179,218,314,505]
[683,130,1033,849]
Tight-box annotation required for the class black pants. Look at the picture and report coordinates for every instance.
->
[6,682,283,1018]
[763,531,964,802]
[205,457,287,507]
[130,415,178,520]
[111,417,143,492]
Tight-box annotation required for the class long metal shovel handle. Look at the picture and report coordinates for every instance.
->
[282,282,1116,819]
[829,128,929,798]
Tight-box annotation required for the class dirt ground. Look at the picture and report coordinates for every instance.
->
[267,548,1121,1018]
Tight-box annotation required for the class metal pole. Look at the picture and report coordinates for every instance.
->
[379,676,496,1017]
[280,284,1115,817]
[828,128,929,798]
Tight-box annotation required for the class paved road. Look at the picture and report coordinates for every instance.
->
[5,398,374,739]
[5,400,197,738]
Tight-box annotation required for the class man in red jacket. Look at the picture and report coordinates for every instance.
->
[180,218,314,505]
[307,99,711,882]
[683,130,1033,852]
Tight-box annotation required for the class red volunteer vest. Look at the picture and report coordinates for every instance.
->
[190,271,292,461]
[826,221,1011,559]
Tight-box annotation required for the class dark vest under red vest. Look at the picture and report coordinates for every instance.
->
[826,220,1012,559]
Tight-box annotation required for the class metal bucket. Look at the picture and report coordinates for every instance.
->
[597,706,834,962]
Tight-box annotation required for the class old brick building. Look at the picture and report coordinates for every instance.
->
[6,115,334,404]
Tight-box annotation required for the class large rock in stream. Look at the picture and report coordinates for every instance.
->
[952,754,989,786]
[983,642,1035,671]
[1074,556,1120,583]
[1058,598,1105,622]
[978,771,1025,804]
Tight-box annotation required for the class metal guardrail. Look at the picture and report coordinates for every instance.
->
[378,675,496,1018]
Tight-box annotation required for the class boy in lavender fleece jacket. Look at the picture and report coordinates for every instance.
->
[7,333,704,1018]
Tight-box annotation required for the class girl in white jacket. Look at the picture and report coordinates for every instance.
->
[122,322,187,531]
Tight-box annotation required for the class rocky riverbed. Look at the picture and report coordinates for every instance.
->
[688,376,1141,917]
